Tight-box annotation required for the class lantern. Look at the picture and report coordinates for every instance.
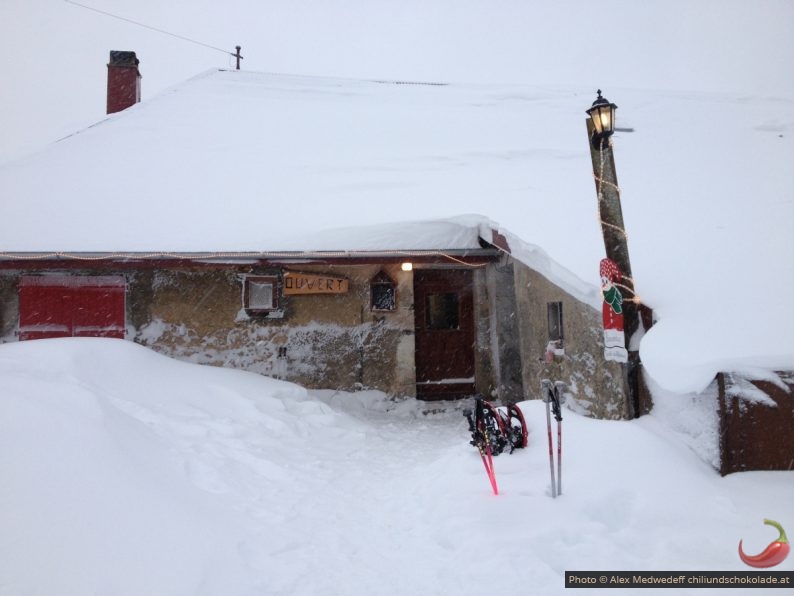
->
[586,89,617,146]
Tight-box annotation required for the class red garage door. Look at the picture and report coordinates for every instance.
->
[19,276,126,341]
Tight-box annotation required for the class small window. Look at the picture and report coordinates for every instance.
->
[370,271,396,311]
[426,293,459,330]
[547,301,564,345]
[245,276,278,312]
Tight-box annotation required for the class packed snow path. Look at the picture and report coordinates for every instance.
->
[1,339,792,595]
[232,395,479,595]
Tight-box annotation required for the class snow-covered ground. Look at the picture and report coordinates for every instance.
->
[2,338,791,595]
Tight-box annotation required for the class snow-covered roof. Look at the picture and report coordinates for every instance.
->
[0,68,602,304]
[0,69,550,253]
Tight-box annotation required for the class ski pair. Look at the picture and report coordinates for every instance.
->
[541,380,565,498]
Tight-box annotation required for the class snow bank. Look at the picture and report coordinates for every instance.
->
[1,339,792,595]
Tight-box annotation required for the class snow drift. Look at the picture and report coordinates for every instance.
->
[1,338,792,595]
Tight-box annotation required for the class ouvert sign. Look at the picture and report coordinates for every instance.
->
[283,272,349,295]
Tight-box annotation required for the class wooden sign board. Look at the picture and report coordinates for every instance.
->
[283,272,349,295]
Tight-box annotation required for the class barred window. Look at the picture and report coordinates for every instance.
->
[370,271,396,311]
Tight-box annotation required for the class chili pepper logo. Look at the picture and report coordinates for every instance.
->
[738,519,790,568]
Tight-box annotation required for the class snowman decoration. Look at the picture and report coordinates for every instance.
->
[600,258,628,363]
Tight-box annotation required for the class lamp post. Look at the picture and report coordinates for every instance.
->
[586,90,642,419]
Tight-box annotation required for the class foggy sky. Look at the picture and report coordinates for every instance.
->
[1,0,792,163]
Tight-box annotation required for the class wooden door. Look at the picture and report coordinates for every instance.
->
[413,269,476,400]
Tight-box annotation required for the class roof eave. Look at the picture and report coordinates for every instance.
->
[0,248,502,270]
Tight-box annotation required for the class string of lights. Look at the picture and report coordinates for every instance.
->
[594,138,642,305]
[0,249,489,267]
[599,219,628,238]
[595,138,628,240]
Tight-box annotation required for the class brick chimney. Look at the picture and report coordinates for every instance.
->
[106,51,141,114]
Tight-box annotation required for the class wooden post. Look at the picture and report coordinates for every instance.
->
[234,46,243,70]
[587,119,641,419]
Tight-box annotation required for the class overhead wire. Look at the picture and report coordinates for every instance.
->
[64,0,235,58]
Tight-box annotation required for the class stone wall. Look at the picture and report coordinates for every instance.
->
[482,261,525,402]
[0,265,419,396]
[472,267,498,398]
[131,264,418,396]
[0,260,630,416]
[511,261,628,419]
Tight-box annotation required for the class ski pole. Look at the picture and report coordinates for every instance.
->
[553,382,566,496]
[541,380,556,498]
[557,417,562,496]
